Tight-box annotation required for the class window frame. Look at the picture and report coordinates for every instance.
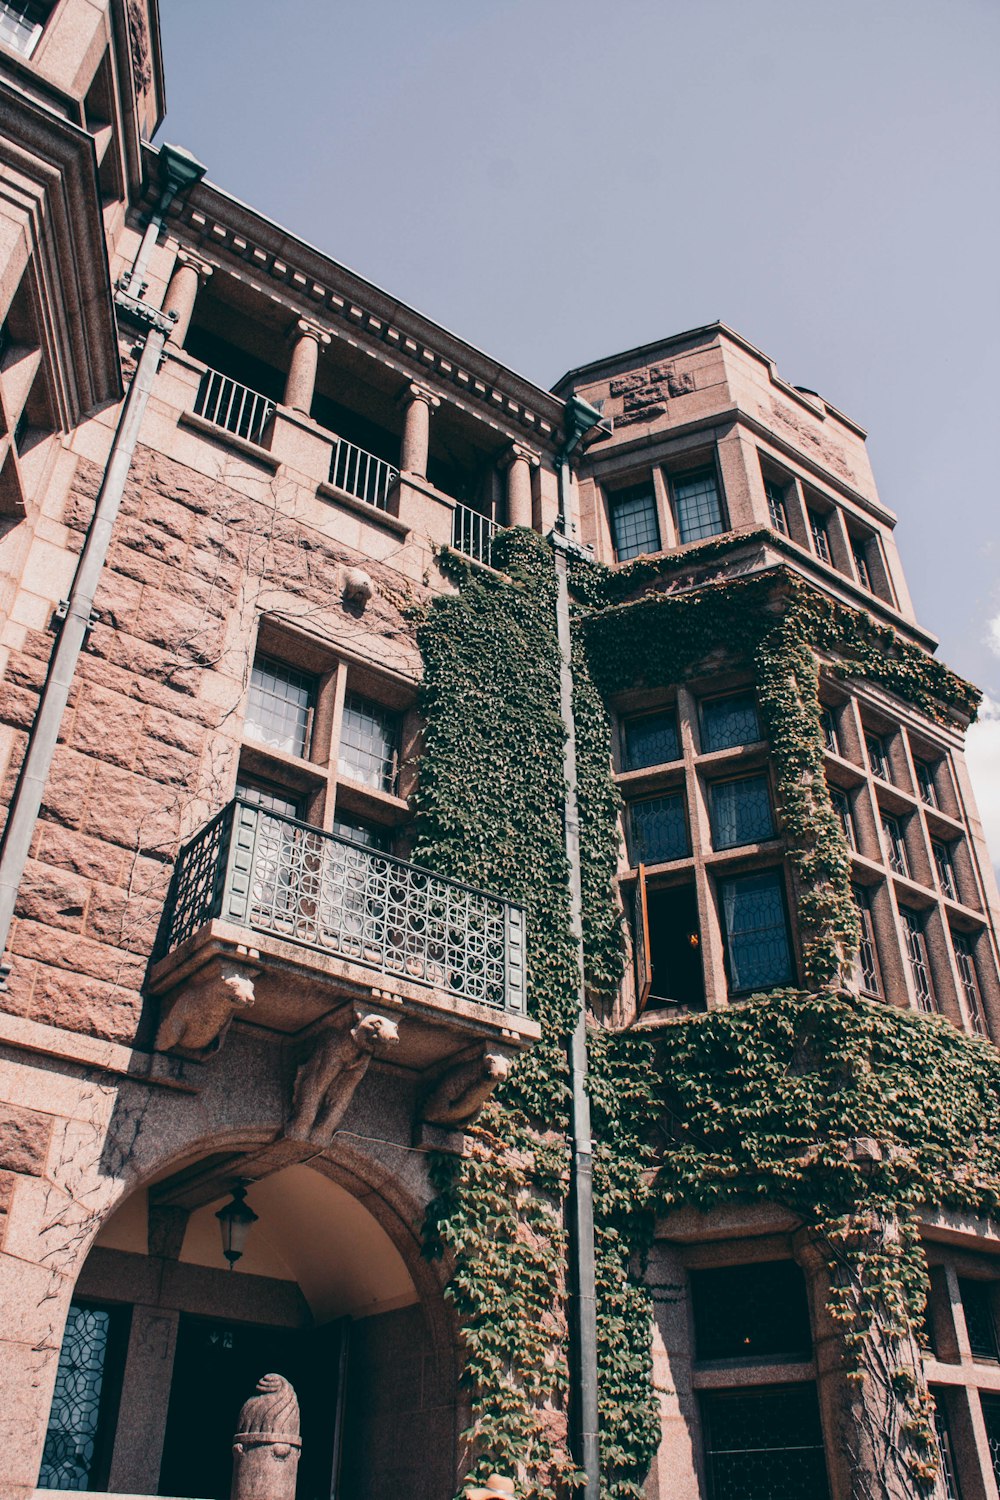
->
[718,866,795,996]
[699,690,762,754]
[669,464,727,545]
[606,478,661,562]
[708,773,776,851]
[807,505,832,564]
[900,905,936,1012]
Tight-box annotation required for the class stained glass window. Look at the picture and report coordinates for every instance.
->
[673,470,724,543]
[39,1302,119,1491]
[338,693,399,792]
[246,655,314,757]
[608,483,660,562]
[720,870,793,994]
[629,793,689,865]
[623,709,680,769]
[701,692,761,753]
[710,776,774,850]
[701,1385,830,1500]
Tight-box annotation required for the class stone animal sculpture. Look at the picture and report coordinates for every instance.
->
[230,1372,301,1500]
[286,1011,400,1144]
[422,1050,510,1128]
[155,960,257,1057]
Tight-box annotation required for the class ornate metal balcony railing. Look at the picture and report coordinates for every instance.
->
[329,438,398,511]
[194,367,275,446]
[452,503,498,565]
[158,799,527,1014]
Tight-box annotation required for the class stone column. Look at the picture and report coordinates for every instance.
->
[283,319,331,416]
[398,382,440,479]
[501,443,540,529]
[162,248,213,346]
[107,1306,180,1494]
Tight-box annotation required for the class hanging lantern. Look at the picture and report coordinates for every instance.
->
[215,1182,258,1268]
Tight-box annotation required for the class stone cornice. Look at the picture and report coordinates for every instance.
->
[140,143,565,451]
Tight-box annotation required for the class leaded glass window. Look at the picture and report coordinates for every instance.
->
[852,540,873,590]
[629,793,689,865]
[914,758,938,807]
[866,733,890,782]
[720,870,793,994]
[981,1393,1000,1488]
[820,706,839,755]
[953,932,986,1036]
[829,786,856,851]
[701,691,761,753]
[623,709,680,769]
[673,470,724,543]
[710,776,774,850]
[691,1262,812,1362]
[39,1302,120,1490]
[851,884,882,996]
[332,812,390,851]
[236,780,301,819]
[881,814,908,877]
[763,478,789,535]
[808,507,831,563]
[901,907,935,1012]
[932,840,957,900]
[338,693,399,792]
[960,1278,999,1362]
[701,1385,830,1500]
[246,656,314,757]
[608,482,660,562]
[930,1394,961,1500]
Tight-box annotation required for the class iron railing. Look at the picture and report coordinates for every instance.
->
[159,799,527,1014]
[194,367,275,446]
[329,438,398,511]
[452,503,498,565]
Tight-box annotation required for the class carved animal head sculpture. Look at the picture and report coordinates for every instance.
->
[351,1013,400,1052]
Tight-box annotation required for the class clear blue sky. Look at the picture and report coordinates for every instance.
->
[156,0,1000,843]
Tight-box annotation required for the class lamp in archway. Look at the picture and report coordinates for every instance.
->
[215,1182,259,1268]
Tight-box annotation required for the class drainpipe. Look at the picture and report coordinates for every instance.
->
[0,144,206,983]
[551,393,611,1500]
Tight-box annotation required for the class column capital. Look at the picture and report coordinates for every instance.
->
[500,441,541,471]
[398,380,441,411]
[288,316,331,348]
[173,247,214,283]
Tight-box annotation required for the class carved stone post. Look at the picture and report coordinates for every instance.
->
[501,443,539,529]
[162,248,213,346]
[283,319,330,415]
[231,1373,301,1500]
[398,381,440,478]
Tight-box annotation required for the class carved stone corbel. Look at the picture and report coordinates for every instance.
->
[154,957,258,1058]
[421,1048,511,1128]
[285,1010,401,1145]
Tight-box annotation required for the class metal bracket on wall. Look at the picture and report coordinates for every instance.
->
[53,600,99,638]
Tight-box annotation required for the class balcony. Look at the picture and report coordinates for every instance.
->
[193,367,275,446]
[329,437,398,511]
[149,800,535,1067]
[452,502,498,565]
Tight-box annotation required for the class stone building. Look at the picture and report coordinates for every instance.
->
[0,5,998,1500]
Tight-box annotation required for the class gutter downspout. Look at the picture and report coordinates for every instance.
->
[0,145,205,983]
[551,392,609,1500]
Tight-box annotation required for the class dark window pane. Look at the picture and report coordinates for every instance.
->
[623,709,680,769]
[829,787,856,851]
[820,707,839,755]
[691,1262,812,1362]
[246,656,314,757]
[674,470,724,543]
[852,541,873,590]
[629,793,689,864]
[720,871,793,993]
[701,1385,830,1500]
[932,840,956,901]
[710,776,774,849]
[982,1394,1000,1488]
[881,815,908,877]
[866,733,890,782]
[701,692,761,752]
[0,0,51,57]
[930,1394,961,1500]
[338,693,399,792]
[960,1279,999,1362]
[609,483,659,561]
[915,759,938,807]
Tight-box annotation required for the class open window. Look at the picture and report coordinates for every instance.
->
[633,870,705,1014]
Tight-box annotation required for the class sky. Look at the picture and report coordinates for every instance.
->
[155,0,1000,863]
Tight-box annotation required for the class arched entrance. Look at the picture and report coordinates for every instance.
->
[37,1153,458,1500]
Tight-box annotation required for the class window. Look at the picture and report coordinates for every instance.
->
[338,693,400,792]
[623,709,680,769]
[914,758,938,808]
[608,482,659,562]
[0,0,51,56]
[932,840,957,901]
[852,540,873,590]
[701,1386,830,1500]
[720,870,793,993]
[763,478,789,535]
[691,1262,812,1362]
[881,814,908,877]
[672,469,724,543]
[930,1393,961,1500]
[39,1301,126,1491]
[246,656,315,757]
[710,775,775,850]
[960,1279,999,1362]
[331,812,390,851]
[701,691,761,753]
[953,932,986,1036]
[236,780,302,819]
[629,793,689,865]
[866,733,891,782]
[820,706,840,755]
[851,885,882,996]
[829,786,856,851]
[901,907,935,1012]
[808,507,832,564]
[982,1393,1000,1490]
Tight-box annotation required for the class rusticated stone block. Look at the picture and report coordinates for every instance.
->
[34,825,124,885]
[11,919,147,989]
[78,762,180,850]
[15,863,89,932]
[107,540,164,588]
[0,1169,15,1243]
[84,881,162,954]
[0,1103,52,1176]
[27,967,143,1043]
[143,704,204,757]
[40,748,94,829]
[133,735,195,787]
[70,686,145,766]
[0,682,40,732]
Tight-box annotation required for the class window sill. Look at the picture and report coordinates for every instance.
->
[316,480,410,538]
[179,409,280,471]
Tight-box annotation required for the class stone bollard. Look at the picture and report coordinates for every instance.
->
[230,1373,302,1500]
